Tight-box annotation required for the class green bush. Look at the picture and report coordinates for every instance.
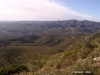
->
[63,49,78,61]
[30,59,46,72]
[0,65,28,75]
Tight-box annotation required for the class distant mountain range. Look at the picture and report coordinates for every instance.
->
[0,20,100,36]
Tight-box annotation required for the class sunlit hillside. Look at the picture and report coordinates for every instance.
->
[0,31,100,75]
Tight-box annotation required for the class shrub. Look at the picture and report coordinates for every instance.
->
[0,65,28,75]
[30,59,46,72]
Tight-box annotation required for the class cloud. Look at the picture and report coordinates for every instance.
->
[0,0,91,21]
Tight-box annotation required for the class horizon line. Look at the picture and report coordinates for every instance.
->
[0,19,99,22]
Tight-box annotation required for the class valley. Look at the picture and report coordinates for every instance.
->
[0,20,100,75]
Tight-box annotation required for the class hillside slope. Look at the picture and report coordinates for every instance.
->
[0,32,100,75]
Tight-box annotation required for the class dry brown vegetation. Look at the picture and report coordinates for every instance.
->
[0,32,100,75]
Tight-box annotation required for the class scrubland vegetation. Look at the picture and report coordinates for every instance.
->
[0,20,100,75]
[0,32,100,75]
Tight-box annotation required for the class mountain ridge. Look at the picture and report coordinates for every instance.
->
[0,20,100,36]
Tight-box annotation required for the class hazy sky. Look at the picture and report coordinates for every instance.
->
[0,0,99,21]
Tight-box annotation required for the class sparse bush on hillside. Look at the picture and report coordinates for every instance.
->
[80,46,96,59]
[63,49,78,61]
[0,65,28,75]
[86,42,97,50]
[29,59,46,72]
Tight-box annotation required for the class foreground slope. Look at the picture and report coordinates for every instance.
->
[0,32,100,75]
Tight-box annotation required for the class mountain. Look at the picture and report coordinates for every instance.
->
[0,20,100,36]
[0,20,100,75]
